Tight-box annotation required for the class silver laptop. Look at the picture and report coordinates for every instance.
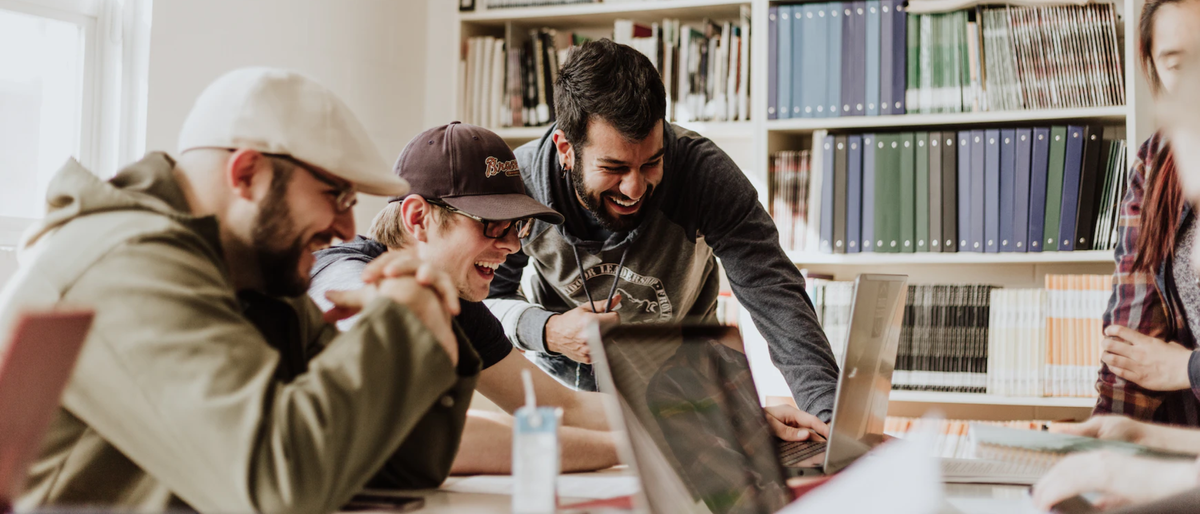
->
[587,274,907,513]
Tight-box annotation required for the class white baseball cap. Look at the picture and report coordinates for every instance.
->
[177,67,408,196]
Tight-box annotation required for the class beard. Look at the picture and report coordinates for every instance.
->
[570,152,654,233]
[250,169,310,297]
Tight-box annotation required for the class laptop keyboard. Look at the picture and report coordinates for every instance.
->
[778,440,827,467]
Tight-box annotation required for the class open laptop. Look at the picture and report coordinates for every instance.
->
[0,310,94,509]
[587,274,907,512]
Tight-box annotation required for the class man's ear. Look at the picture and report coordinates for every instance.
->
[399,196,433,243]
[551,129,575,172]
[226,149,272,201]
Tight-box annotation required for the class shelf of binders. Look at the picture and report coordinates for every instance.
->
[461,0,749,26]
[767,106,1129,134]
[888,390,1097,408]
[787,249,1115,265]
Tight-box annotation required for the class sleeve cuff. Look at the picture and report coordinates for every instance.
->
[516,307,558,355]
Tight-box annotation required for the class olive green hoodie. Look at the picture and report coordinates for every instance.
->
[0,153,480,513]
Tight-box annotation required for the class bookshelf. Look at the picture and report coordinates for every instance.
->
[450,0,1150,419]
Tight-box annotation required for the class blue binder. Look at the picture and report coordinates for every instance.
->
[821,135,836,253]
[840,3,855,116]
[813,5,829,117]
[792,5,805,119]
[866,0,881,116]
[1013,129,1033,252]
[1028,127,1051,252]
[862,133,877,251]
[848,134,864,253]
[999,129,1017,252]
[891,0,907,114]
[768,6,779,120]
[827,3,843,118]
[851,1,868,116]
[971,130,985,253]
[879,0,893,116]
[984,129,1000,253]
[777,6,792,120]
[1058,125,1086,251]
[957,131,971,252]
[800,5,817,118]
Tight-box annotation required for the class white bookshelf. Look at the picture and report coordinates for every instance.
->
[462,0,749,25]
[788,249,1115,266]
[766,106,1129,133]
[889,390,1096,408]
[453,0,1151,416]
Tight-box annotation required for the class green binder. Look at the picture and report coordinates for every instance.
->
[1042,126,1068,253]
[916,132,930,252]
[900,133,916,253]
[875,134,898,253]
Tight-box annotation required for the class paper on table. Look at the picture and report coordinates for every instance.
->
[778,418,943,514]
[441,474,640,500]
[941,458,1047,485]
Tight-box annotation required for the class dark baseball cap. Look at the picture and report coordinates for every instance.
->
[391,122,564,224]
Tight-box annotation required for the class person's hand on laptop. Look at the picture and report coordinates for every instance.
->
[1052,415,1200,456]
[764,404,829,441]
[543,295,622,364]
[1032,450,1198,511]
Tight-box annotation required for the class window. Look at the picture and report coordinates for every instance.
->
[0,0,151,247]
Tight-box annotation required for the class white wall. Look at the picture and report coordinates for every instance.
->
[145,0,430,233]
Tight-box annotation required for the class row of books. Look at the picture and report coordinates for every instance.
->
[460,30,576,129]
[768,126,1129,255]
[805,276,854,364]
[988,275,1112,398]
[460,13,752,130]
[895,284,994,393]
[906,5,1125,114]
[480,0,596,8]
[884,417,1048,460]
[766,2,1123,119]
[617,12,752,123]
[808,275,1108,397]
[768,0,907,119]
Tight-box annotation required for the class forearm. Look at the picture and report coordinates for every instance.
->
[1141,423,1200,455]
[450,412,619,475]
[560,391,612,432]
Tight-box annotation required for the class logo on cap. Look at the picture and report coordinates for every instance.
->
[484,156,520,178]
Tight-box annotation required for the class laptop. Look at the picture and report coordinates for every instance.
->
[0,310,94,509]
[587,274,907,512]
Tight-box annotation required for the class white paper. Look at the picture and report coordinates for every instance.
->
[779,419,944,514]
[441,474,639,500]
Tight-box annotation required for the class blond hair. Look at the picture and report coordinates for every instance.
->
[368,200,452,249]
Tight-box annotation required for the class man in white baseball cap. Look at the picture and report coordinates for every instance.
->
[0,67,479,513]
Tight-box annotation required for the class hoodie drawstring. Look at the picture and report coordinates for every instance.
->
[569,244,630,389]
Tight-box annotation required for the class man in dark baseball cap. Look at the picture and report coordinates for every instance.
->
[309,122,619,476]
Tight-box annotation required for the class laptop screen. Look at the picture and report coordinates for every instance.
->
[592,324,793,514]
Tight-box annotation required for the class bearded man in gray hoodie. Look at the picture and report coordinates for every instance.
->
[485,39,840,431]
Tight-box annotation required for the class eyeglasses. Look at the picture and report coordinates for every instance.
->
[267,153,358,213]
[430,200,534,239]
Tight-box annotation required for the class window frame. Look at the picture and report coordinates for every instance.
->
[0,0,152,248]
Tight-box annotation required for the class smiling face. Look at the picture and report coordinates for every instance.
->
[398,197,522,302]
[561,118,664,232]
[249,155,356,297]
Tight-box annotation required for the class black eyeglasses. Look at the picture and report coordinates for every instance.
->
[266,153,358,213]
[429,201,534,239]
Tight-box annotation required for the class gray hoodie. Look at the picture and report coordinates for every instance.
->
[485,123,839,420]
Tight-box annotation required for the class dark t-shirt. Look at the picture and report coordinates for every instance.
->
[309,236,512,369]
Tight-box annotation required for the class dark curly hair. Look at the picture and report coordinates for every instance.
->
[553,39,666,149]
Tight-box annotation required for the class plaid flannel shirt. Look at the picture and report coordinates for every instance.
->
[1095,132,1200,425]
